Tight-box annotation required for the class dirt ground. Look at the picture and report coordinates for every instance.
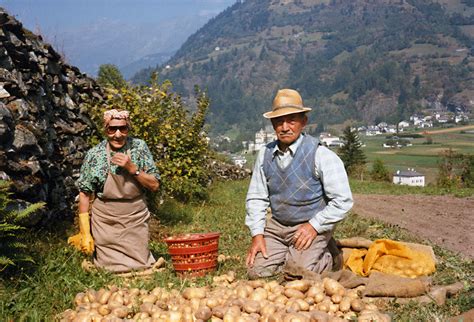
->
[352,194,474,259]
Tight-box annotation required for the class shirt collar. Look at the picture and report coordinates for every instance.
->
[272,133,305,157]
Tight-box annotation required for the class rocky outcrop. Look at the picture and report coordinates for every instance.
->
[0,8,103,223]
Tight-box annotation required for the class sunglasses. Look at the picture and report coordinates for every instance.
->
[106,125,129,135]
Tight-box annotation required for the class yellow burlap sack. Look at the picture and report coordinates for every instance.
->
[345,239,436,278]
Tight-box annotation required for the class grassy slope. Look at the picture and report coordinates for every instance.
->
[0,179,472,320]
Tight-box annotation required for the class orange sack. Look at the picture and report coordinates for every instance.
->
[345,239,436,278]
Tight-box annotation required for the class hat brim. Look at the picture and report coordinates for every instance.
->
[263,106,312,119]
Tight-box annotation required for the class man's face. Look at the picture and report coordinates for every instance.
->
[271,113,307,149]
[106,119,129,150]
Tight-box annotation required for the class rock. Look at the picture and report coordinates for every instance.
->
[0,10,103,224]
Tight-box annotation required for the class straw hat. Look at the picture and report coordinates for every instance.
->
[263,89,312,119]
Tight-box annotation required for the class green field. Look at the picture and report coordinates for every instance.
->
[360,129,474,184]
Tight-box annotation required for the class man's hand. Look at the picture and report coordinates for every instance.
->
[111,152,136,174]
[246,235,268,267]
[292,222,318,251]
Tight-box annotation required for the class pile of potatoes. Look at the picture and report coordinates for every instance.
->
[60,272,391,322]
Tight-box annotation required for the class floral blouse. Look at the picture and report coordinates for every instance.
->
[77,137,160,198]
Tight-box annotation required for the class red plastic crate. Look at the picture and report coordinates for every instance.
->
[164,232,220,277]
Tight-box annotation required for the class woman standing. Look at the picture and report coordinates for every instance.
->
[69,109,160,272]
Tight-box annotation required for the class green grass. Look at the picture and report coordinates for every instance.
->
[350,179,474,197]
[360,129,474,184]
[0,179,472,320]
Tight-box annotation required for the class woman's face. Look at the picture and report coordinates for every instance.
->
[106,119,129,150]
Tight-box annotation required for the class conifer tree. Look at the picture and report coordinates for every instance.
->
[338,126,366,178]
[97,64,127,89]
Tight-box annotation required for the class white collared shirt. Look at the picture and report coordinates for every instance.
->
[245,134,353,236]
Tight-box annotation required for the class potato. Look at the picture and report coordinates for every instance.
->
[141,294,157,304]
[213,306,227,319]
[328,303,339,313]
[195,306,212,320]
[283,312,310,322]
[350,298,365,312]
[345,289,359,299]
[266,280,281,291]
[314,292,325,304]
[111,306,129,318]
[247,279,265,289]
[323,279,345,297]
[86,289,98,303]
[97,290,112,305]
[364,303,379,311]
[74,292,86,306]
[286,299,301,312]
[317,301,331,313]
[236,285,250,298]
[250,288,268,301]
[243,300,261,314]
[306,286,324,298]
[261,303,277,316]
[134,312,150,320]
[284,280,312,293]
[358,311,390,322]
[274,294,289,304]
[296,299,310,311]
[309,310,330,322]
[338,297,351,313]
[330,294,342,304]
[284,289,305,299]
[206,297,221,308]
[183,287,207,300]
[268,310,285,322]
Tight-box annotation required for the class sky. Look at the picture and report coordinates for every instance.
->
[0,0,235,76]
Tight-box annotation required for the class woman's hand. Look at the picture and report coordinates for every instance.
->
[111,152,136,174]
[111,153,160,192]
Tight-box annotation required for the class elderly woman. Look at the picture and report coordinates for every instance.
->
[69,109,160,272]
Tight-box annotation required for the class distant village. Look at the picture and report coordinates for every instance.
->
[215,109,471,188]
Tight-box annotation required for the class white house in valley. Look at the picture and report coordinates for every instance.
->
[393,169,425,187]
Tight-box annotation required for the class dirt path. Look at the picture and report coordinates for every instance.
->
[352,194,474,259]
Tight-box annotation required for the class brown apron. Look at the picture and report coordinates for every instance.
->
[91,143,155,272]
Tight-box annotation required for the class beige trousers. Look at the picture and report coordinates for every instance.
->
[248,217,333,278]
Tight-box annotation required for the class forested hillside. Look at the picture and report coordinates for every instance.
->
[133,0,474,138]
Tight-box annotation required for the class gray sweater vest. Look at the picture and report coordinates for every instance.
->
[263,135,326,225]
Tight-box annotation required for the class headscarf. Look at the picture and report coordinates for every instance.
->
[103,109,131,128]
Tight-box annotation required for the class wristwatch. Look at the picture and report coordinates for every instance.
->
[133,169,140,176]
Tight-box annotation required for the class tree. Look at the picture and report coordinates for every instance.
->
[370,159,391,182]
[437,149,474,188]
[97,64,127,89]
[338,126,367,178]
[87,74,211,201]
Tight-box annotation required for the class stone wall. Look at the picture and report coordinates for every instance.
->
[0,8,103,223]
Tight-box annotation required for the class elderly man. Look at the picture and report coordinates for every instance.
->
[245,89,353,278]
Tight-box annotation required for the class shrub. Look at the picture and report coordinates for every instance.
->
[370,159,391,182]
[437,149,474,188]
[0,181,45,271]
[88,74,211,201]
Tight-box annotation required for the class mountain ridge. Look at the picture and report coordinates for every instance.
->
[133,0,474,138]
